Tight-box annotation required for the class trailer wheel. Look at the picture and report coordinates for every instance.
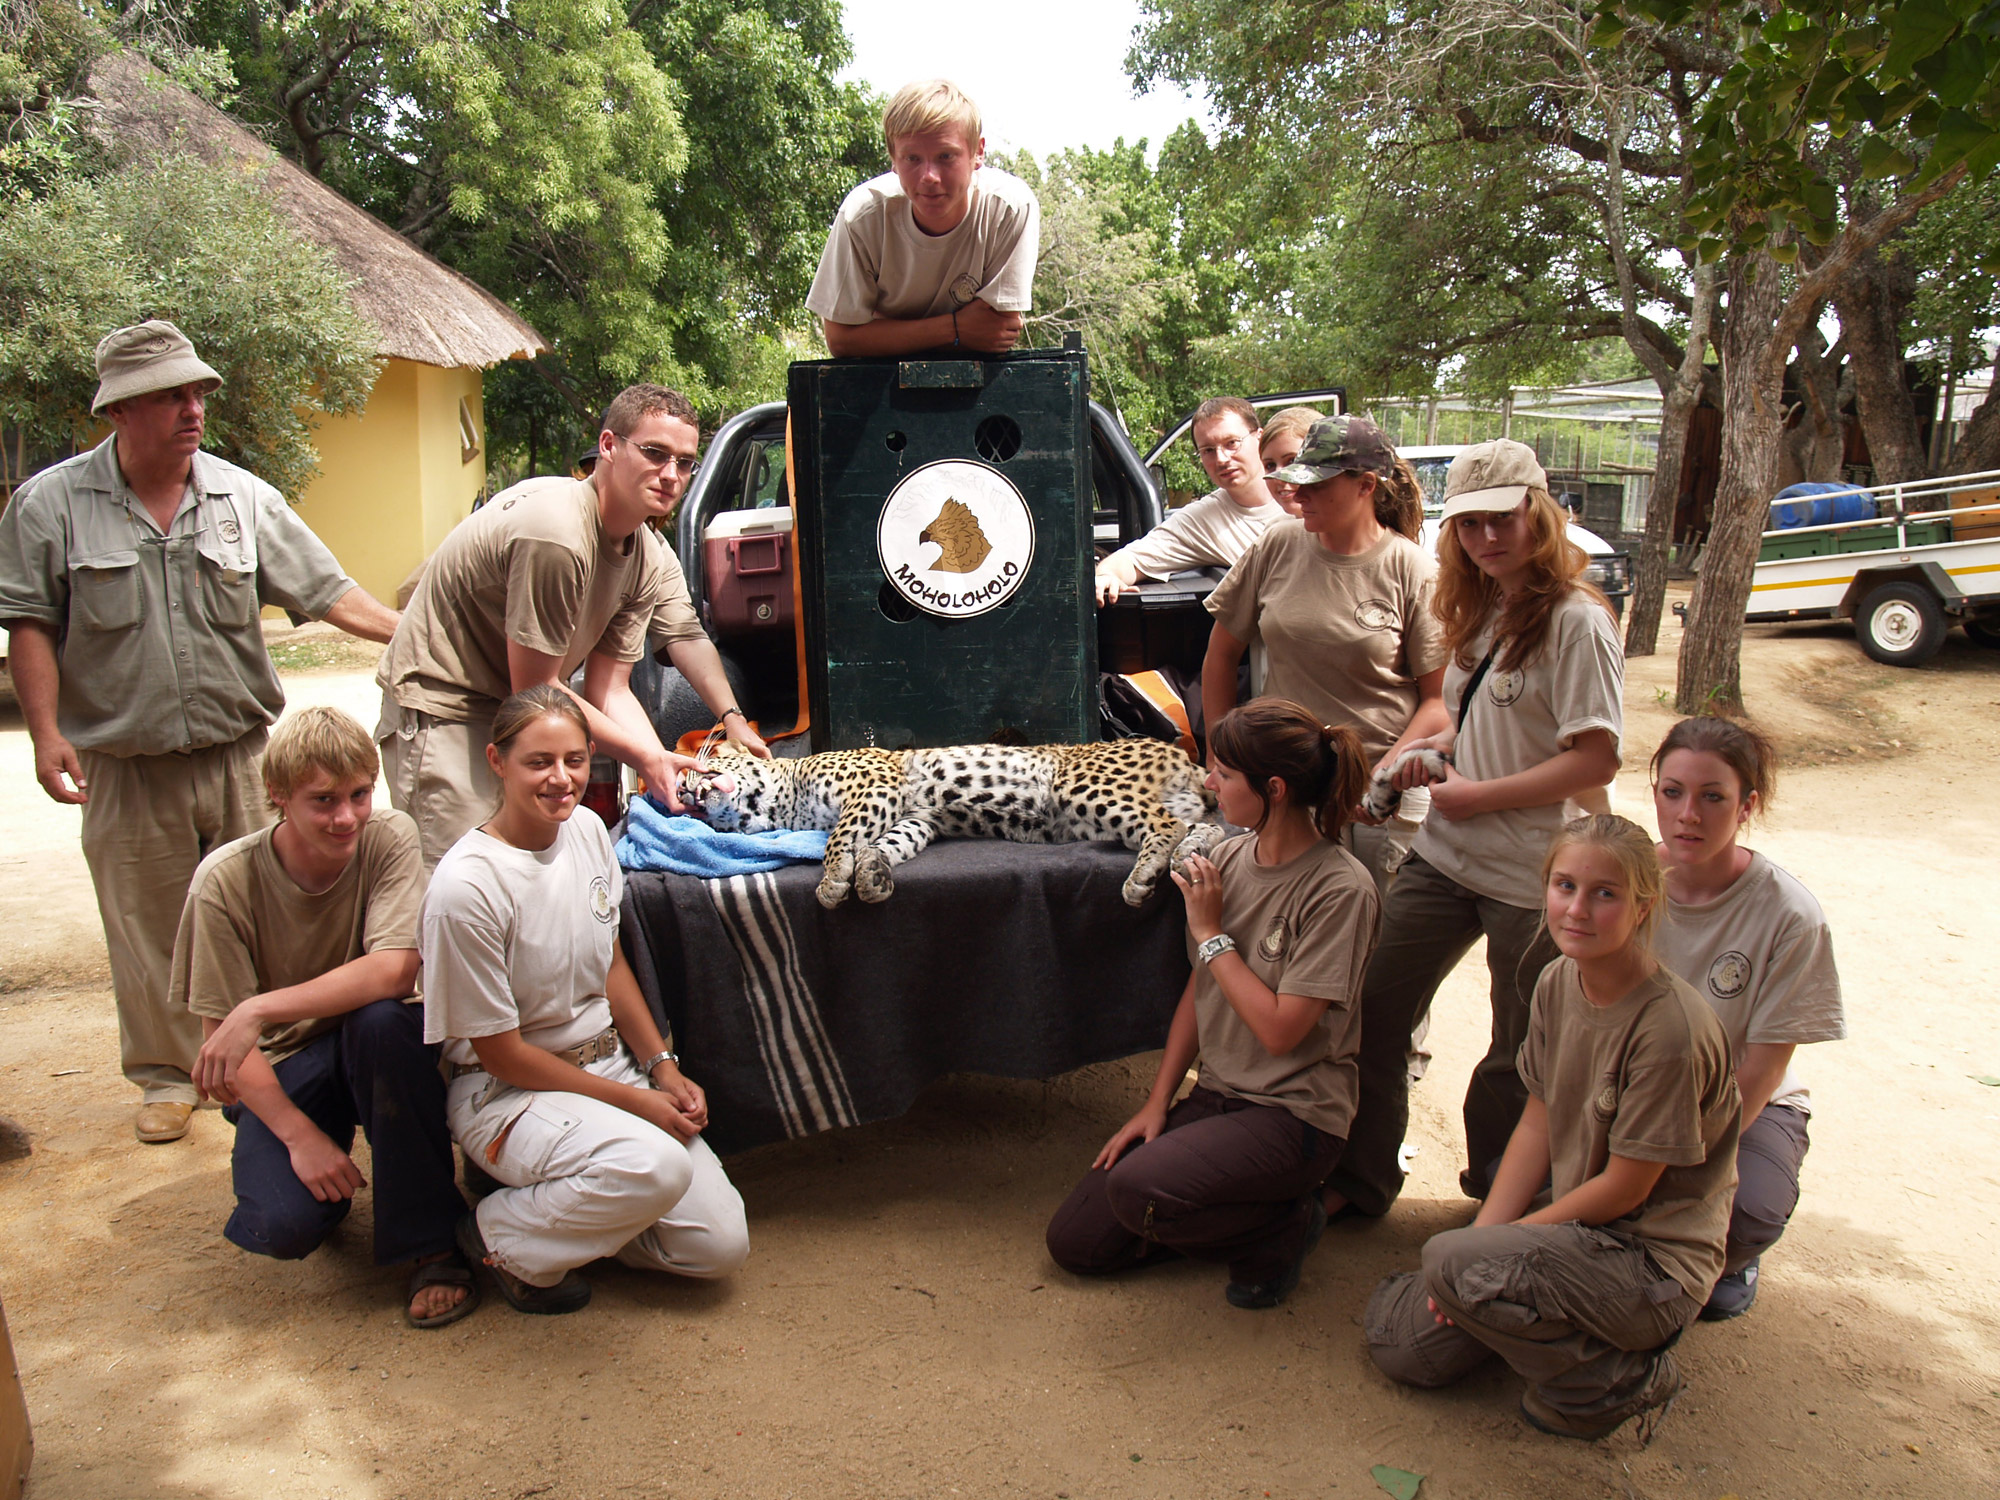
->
[1855,581,1946,666]
[1964,617,2000,650]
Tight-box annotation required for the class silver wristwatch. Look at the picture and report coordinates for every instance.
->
[1196,934,1236,966]
[637,1049,678,1080]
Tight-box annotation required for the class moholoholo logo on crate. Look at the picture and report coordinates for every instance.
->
[876,459,1037,618]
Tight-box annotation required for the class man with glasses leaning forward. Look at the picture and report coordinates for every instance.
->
[1092,396,1286,608]
[376,384,738,865]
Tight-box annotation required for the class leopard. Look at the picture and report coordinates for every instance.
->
[675,737,1225,910]
[1360,746,1453,821]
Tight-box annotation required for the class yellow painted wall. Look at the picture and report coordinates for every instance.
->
[293,358,486,605]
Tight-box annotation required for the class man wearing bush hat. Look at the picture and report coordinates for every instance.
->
[0,320,400,1145]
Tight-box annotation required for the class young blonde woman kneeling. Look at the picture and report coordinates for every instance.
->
[423,686,747,1314]
[1364,815,1739,1440]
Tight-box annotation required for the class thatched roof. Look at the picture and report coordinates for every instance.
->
[88,52,547,370]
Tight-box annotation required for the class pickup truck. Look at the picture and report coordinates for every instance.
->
[1745,468,2000,665]
[645,388,1341,748]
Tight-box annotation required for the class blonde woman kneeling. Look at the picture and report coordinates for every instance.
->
[423,685,748,1314]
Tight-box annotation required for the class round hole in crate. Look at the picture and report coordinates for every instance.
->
[974,414,1022,463]
[876,582,919,622]
[884,430,908,452]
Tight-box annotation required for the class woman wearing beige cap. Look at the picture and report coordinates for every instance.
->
[1202,414,1442,890]
[1318,438,1624,1222]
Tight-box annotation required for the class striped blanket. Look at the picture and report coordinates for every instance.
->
[618,838,1191,1154]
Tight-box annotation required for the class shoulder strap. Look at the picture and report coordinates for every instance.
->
[1457,646,1498,729]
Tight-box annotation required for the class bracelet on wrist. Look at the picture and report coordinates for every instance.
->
[1196,933,1236,966]
[951,308,960,347]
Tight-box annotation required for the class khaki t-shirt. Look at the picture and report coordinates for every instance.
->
[421,813,622,1069]
[170,811,425,1065]
[1519,958,1741,1301]
[1657,851,1844,1115]
[1110,489,1285,582]
[806,167,1040,324]
[1413,589,1624,907]
[1207,524,1447,764]
[378,476,666,721]
[1191,833,1381,1137]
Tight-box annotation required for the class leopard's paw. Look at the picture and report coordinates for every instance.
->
[853,847,896,904]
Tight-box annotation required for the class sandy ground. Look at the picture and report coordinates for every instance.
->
[3,604,2000,1500]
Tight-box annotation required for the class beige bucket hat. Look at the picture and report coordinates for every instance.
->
[91,320,223,414]
[1438,438,1547,521]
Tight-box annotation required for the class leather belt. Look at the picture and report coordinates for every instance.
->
[447,1026,621,1081]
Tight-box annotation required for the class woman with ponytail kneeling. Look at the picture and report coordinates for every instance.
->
[1045,699,1380,1309]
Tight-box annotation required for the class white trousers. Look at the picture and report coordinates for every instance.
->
[448,1048,749,1288]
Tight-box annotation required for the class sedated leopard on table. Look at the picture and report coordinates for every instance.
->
[677,738,1224,909]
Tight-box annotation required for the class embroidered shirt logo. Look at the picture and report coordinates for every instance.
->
[1594,1083,1619,1117]
[947,271,982,309]
[1258,917,1288,961]
[589,875,615,924]
[1708,950,1753,999]
[877,459,1034,618]
[1487,667,1525,706]
[216,518,241,544]
[1354,599,1396,632]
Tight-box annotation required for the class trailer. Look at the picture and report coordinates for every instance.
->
[1746,469,2000,666]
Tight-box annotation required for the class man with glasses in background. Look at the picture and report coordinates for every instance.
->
[376,384,743,865]
[1092,396,1286,607]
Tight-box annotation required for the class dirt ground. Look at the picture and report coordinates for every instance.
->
[4,600,2000,1500]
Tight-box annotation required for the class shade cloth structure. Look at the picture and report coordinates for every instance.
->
[619,838,1189,1154]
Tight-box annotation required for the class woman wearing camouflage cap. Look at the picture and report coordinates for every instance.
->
[1202,413,1443,890]
[1318,439,1623,1224]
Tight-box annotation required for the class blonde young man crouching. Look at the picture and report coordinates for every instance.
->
[808,79,1040,358]
[170,707,475,1328]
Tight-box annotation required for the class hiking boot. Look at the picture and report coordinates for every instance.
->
[1699,1258,1760,1321]
[1225,1195,1327,1310]
[1520,1350,1683,1443]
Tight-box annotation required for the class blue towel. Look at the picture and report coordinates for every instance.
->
[615,795,829,876]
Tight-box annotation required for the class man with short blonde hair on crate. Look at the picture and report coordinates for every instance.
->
[171,706,475,1328]
[0,320,400,1145]
[808,79,1040,358]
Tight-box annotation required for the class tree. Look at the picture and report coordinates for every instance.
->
[177,0,878,465]
[0,149,379,498]
[1604,0,2000,710]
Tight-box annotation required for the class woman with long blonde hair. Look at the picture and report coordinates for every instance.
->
[1319,439,1624,1222]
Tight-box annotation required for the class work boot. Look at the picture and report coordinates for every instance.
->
[1520,1350,1683,1443]
[1699,1258,1760,1321]
[1225,1195,1327,1310]
[135,1100,194,1144]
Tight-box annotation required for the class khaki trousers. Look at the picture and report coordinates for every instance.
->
[377,693,498,868]
[79,730,271,1104]
[1366,1221,1695,1423]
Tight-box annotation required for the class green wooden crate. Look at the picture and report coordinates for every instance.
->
[788,347,1096,750]
[1758,519,1954,563]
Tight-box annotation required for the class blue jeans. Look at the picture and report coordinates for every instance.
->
[223,999,462,1266]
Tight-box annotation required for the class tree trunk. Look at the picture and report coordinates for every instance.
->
[1833,246,1928,482]
[1952,348,2000,474]
[1780,325,1844,485]
[1624,389,1695,656]
[1676,252,1788,715]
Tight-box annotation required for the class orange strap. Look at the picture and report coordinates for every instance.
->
[1121,670,1196,760]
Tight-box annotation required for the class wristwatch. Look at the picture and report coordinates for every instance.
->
[720,707,746,722]
[637,1049,678,1080]
[1196,934,1236,966]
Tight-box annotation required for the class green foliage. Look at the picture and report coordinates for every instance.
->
[0,0,104,200]
[179,0,877,470]
[0,151,379,496]
[1603,0,2000,253]
[1904,169,2000,380]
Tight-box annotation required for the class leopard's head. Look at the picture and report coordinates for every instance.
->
[675,740,789,832]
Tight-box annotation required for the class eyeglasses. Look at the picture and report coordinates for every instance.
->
[1196,434,1254,461]
[612,433,700,477]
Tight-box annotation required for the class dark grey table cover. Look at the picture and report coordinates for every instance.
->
[619,838,1190,1154]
